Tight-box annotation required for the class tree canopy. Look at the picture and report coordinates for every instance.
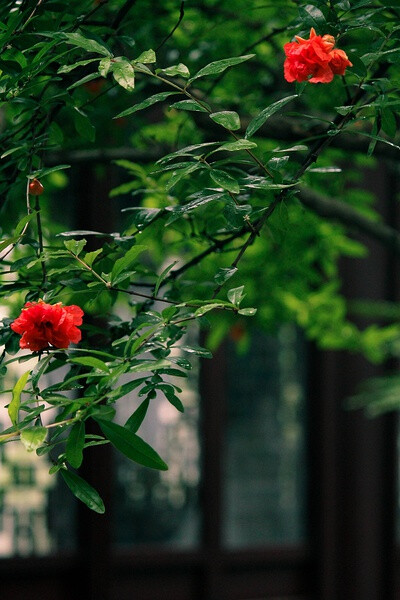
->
[1,0,400,510]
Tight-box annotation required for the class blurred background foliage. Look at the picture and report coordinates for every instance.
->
[2,0,400,365]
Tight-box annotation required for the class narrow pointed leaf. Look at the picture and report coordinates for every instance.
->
[125,397,150,433]
[69,356,109,372]
[189,54,255,82]
[170,99,209,113]
[210,111,241,131]
[158,63,190,78]
[210,169,240,193]
[111,244,146,283]
[9,370,30,426]
[245,95,298,139]
[155,261,178,295]
[61,469,105,513]
[114,92,178,118]
[60,32,112,57]
[66,421,85,468]
[95,418,168,470]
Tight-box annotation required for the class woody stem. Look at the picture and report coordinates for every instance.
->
[34,194,47,288]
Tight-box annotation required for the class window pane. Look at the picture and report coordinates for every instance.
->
[112,337,201,548]
[222,326,308,547]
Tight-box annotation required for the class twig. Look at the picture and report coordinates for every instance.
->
[34,193,47,287]
[105,0,138,38]
[155,1,185,52]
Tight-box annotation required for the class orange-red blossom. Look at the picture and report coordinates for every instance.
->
[284,28,352,84]
[11,300,84,352]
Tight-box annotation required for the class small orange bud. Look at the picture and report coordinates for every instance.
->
[29,178,44,195]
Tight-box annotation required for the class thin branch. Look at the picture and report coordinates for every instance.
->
[20,0,44,31]
[155,1,185,52]
[211,197,280,298]
[34,193,47,287]
[105,0,137,38]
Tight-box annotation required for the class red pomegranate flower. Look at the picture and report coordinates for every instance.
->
[11,300,84,352]
[284,28,352,84]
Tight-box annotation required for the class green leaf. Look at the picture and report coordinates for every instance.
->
[165,192,225,222]
[107,378,147,401]
[349,130,400,153]
[112,59,135,91]
[20,427,47,452]
[111,244,146,284]
[95,419,168,470]
[125,397,150,433]
[84,248,103,267]
[1,145,26,159]
[158,384,184,412]
[210,169,240,194]
[128,324,159,356]
[335,105,354,116]
[30,165,71,178]
[128,359,172,373]
[98,57,111,77]
[31,354,52,389]
[135,49,156,64]
[72,107,96,142]
[57,58,100,74]
[217,140,257,152]
[308,166,341,173]
[166,163,201,191]
[114,92,178,118]
[64,238,87,256]
[169,99,209,113]
[180,345,212,358]
[194,303,225,316]
[111,270,137,287]
[48,122,64,145]
[210,111,241,131]
[15,212,37,236]
[69,356,109,372]
[298,5,326,29]
[60,32,112,57]
[109,181,139,197]
[237,307,257,316]
[121,207,162,228]
[0,236,20,252]
[227,285,245,306]
[273,144,308,153]
[381,108,397,138]
[66,421,85,468]
[214,267,238,285]
[155,261,178,295]
[67,72,100,91]
[189,54,255,82]
[9,371,30,426]
[158,63,190,78]
[162,306,178,322]
[157,142,220,164]
[245,95,298,139]
[223,202,250,229]
[60,469,105,514]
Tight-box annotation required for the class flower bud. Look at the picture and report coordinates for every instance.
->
[28,178,44,195]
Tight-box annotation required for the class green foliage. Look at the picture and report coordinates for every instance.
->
[1,0,400,511]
